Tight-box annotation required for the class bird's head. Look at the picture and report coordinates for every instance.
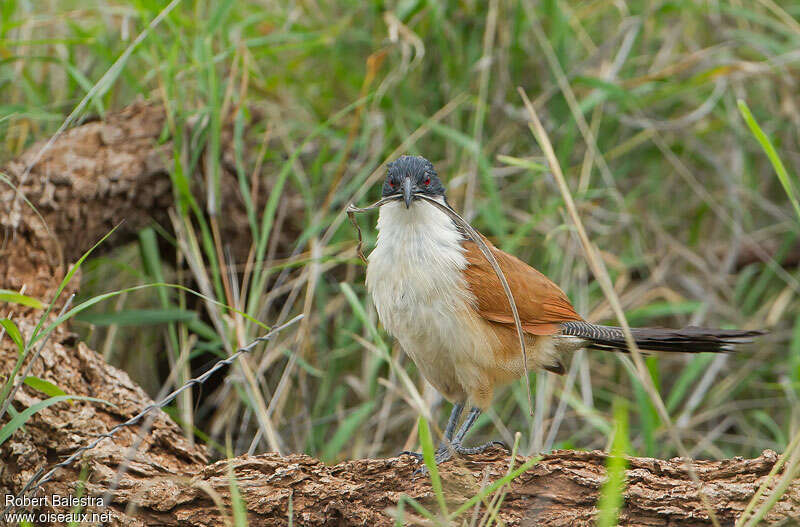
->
[382,155,446,208]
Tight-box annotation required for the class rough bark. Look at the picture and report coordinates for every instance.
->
[0,101,282,311]
[1,102,207,527]
[1,103,798,526]
[102,448,799,526]
[1,102,173,307]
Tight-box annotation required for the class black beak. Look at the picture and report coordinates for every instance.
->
[402,176,414,208]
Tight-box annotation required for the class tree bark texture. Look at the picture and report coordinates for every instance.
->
[1,103,798,526]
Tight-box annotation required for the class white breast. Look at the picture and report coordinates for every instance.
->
[365,199,496,401]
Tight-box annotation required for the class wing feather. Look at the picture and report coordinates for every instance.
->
[462,235,582,335]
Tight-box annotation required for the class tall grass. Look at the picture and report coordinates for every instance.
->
[2,0,798,511]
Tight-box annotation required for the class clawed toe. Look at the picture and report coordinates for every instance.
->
[411,449,452,477]
[399,448,452,477]
[398,450,424,461]
[434,447,453,465]
[485,440,509,451]
[454,440,509,456]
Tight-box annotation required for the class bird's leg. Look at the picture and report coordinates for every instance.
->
[402,406,507,475]
[432,401,464,463]
[448,407,508,456]
[399,402,464,463]
[440,402,464,446]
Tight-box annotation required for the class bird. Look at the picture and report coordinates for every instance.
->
[365,154,762,467]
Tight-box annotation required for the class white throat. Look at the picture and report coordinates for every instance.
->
[366,198,469,323]
[372,197,465,269]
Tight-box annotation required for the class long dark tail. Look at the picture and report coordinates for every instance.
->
[560,321,764,353]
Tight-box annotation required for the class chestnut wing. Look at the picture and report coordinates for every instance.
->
[462,236,582,335]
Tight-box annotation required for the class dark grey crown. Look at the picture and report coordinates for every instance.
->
[382,155,446,198]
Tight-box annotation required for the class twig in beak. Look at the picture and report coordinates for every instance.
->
[346,195,403,264]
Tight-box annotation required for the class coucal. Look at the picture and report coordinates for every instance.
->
[365,155,761,466]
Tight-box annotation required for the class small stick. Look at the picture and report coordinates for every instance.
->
[346,196,403,264]
[346,195,535,415]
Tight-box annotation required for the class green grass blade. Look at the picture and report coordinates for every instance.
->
[31,282,270,349]
[67,463,90,527]
[418,416,449,517]
[138,228,170,305]
[597,399,629,527]
[75,308,197,327]
[396,495,438,523]
[449,456,540,519]
[665,354,715,413]
[0,395,112,446]
[496,154,547,172]
[23,376,67,398]
[227,461,249,527]
[207,0,235,34]
[339,283,388,351]
[0,290,45,309]
[0,318,24,355]
[737,99,800,221]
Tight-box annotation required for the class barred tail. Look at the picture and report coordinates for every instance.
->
[560,321,763,353]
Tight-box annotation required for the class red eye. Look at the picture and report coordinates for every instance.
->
[424,177,431,186]
[389,181,395,188]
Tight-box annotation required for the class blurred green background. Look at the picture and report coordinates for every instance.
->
[1,0,798,464]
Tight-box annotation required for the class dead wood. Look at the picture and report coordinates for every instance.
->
[1,102,173,308]
[107,448,798,526]
[0,103,798,526]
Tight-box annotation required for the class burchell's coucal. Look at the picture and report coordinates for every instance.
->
[365,155,761,466]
